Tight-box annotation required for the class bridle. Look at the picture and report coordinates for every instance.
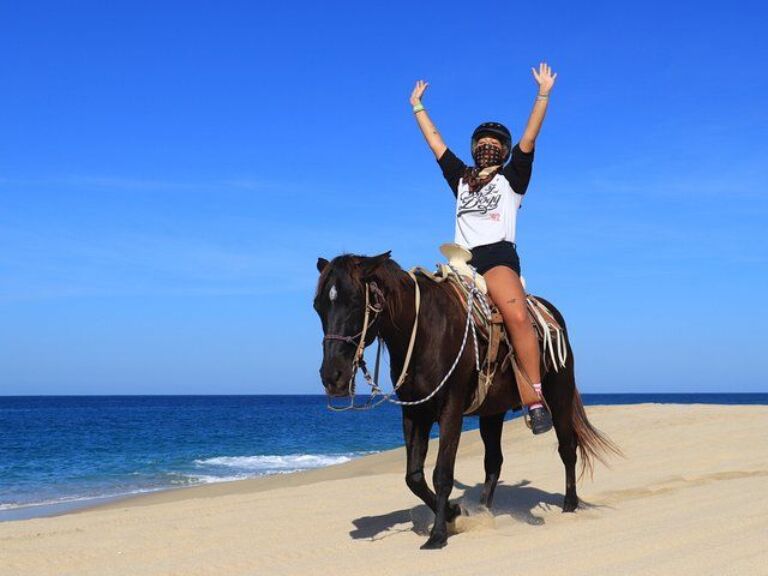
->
[322,280,386,411]
[321,271,421,411]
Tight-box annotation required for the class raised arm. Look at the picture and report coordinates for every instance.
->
[518,62,558,154]
[410,80,447,160]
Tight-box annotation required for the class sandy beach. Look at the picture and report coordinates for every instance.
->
[2,403,767,576]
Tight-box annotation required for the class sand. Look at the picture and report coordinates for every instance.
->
[2,404,767,576]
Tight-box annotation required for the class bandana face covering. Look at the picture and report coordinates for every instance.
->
[473,142,504,169]
[464,142,505,193]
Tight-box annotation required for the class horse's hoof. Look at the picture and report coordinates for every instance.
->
[420,536,447,550]
[562,499,578,513]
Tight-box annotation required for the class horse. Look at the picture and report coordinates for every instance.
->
[313,251,619,549]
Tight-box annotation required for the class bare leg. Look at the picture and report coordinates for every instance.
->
[479,412,506,508]
[483,266,541,403]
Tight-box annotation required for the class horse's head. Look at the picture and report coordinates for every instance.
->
[313,251,391,397]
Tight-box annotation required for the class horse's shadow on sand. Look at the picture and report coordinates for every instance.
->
[350,479,596,540]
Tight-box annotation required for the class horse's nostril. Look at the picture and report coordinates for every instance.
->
[321,367,344,388]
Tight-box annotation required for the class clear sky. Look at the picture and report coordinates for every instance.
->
[1,1,766,394]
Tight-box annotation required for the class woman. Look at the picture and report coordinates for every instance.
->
[410,62,557,434]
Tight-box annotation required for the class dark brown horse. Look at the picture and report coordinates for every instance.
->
[314,251,619,549]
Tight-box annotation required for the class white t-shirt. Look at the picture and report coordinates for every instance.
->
[453,172,523,248]
[437,145,534,249]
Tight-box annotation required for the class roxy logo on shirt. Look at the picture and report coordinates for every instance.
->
[457,181,501,217]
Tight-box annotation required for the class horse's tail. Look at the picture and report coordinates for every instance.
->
[572,387,624,479]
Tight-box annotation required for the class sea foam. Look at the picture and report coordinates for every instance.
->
[193,453,366,474]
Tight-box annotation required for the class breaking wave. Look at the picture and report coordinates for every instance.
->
[193,453,370,475]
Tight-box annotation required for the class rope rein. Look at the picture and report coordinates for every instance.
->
[384,265,482,407]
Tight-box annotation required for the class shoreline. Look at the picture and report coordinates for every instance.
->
[0,441,410,523]
[3,399,767,524]
[0,452,387,523]
[0,450,397,523]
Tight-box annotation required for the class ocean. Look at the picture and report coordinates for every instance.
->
[1,393,766,522]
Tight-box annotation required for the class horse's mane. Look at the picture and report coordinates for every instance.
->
[370,258,413,323]
[316,254,460,330]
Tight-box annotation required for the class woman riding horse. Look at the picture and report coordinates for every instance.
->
[410,62,558,434]
[315,62,620,551]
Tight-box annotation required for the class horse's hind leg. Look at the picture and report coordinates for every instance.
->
[402,409,438,513]
[479,411,506,509]
[543,366,579,512]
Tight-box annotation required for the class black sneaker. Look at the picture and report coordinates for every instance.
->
[529,406,553,435]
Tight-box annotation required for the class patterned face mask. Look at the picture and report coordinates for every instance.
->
[473,142,504,169]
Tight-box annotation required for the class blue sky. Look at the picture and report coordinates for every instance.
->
[1,1,766,394]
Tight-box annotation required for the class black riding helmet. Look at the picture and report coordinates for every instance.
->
[471,122,512,163]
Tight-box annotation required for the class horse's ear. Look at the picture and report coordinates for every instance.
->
[359,251,391,279]
[317,257,329,274]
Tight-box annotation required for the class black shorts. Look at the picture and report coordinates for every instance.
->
[469,240,521,276]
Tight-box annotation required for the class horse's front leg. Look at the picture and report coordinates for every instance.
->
[402,408,437,512]
[421,400,464,550]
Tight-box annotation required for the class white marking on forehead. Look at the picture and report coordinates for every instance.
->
[328,284,338,302]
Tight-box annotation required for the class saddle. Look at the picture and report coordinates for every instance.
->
[411,261,568,415]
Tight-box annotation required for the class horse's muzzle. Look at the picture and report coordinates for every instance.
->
[320,366,352,397]
[324,387,351,399]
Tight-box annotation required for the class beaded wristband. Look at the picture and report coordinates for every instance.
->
[412,103,425,113]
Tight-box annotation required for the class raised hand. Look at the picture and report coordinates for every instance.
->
[531,62,557,96]
[410,80,429,106]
